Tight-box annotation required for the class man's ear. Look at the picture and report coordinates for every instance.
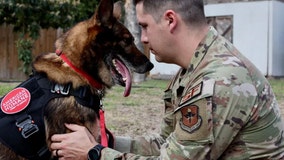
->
[164,10,177,33]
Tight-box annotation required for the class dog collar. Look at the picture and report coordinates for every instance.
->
[55,50,103,90]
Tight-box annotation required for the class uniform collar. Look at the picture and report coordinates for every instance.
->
[186,26,219,75]
[175,26,218,88]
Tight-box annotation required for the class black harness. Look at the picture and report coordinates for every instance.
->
[0,73,104,159]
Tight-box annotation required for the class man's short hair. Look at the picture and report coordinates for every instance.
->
[134,0,206,26]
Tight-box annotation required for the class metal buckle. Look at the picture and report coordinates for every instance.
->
[51,83,71,95]
[16,115,39,138]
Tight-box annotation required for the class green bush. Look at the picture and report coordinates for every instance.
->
[0,0,100,75]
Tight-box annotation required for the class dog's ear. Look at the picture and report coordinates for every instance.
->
[113,1,124,21]
[94,0,115,28]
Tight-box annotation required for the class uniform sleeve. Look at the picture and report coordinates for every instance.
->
[113,134,165,156]
[100,132,213,160]
[100,134,165,160]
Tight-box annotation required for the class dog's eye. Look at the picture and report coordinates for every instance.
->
[124,38,131,44]
[122,37,133,45]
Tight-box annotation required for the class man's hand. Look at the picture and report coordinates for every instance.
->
[50,124,98,160]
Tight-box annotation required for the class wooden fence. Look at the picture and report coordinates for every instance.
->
[0,24,151,82]
[0,24,59,81]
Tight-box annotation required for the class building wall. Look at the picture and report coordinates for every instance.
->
[269,1,284,76]
[205,1,270,75]
[205,0,284,76]
[205,0,284,4]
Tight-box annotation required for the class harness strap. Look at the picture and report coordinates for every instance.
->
[106,126,115,148]
[37,76,100,109]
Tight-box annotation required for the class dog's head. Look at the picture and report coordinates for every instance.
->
[53,0,153,96]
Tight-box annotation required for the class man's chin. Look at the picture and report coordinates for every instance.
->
[155,57,175,64]
[155,57,163,62]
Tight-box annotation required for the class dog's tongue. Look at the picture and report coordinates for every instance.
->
[114,59,131,97]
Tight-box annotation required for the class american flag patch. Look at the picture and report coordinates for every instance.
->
[180,82,203,104]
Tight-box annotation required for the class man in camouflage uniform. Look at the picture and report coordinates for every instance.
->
[50,0,284,159]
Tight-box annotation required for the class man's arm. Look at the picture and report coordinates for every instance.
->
[114,134,166,156]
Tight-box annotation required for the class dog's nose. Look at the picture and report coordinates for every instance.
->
[135,61,154,73]
[146,61,154,71]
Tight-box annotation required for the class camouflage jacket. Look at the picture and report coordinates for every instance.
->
[99,27,284,160]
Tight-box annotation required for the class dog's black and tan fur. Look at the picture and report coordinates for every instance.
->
[0,0,153,159]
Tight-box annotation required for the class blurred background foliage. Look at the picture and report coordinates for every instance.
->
[0,0,104,74]
[0,0,101,38]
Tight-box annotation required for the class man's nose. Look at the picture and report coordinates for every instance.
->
[140,33,148,44]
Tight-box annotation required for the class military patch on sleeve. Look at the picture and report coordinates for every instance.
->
[179,105,202,133]
[180,82,203,104]
[174,98,213,141]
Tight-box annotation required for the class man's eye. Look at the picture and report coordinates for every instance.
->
[140,24,147,29]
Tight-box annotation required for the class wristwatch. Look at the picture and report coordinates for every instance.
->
[87,144,105,160]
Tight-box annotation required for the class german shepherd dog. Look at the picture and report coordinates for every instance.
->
[0,0,153,159]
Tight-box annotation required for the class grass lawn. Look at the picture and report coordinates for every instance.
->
[0,83,18,96]
[0,78,283,136]
[268,78,284,102]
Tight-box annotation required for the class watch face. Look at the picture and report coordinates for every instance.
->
[88,145,104,160]
[88,148,100,160]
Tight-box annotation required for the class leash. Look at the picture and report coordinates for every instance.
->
[99,109,108,147]
[97,91,108,147]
